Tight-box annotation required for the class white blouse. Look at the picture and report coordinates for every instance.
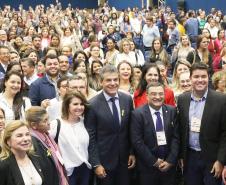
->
[19,160,42,185]
[115,51,144,67]
[49,117,91,176]
[0,93,31,124]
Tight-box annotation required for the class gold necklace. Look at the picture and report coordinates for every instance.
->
[20,160,35,185]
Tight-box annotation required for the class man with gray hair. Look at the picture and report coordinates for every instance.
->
[85,64,136,185]
[131,82,179,185]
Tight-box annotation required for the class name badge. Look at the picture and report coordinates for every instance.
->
[56,151,64,165]
[156,131,167,146]
[190,117,201,133]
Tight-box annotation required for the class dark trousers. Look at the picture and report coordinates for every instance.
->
[69,163,90,185]
[97,163,129,185]
[184,150,222,185]
[139,167,176,185]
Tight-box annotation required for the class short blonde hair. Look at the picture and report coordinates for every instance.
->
[119,38,131,53]
[0,120,32,160]
[212,71,226,90]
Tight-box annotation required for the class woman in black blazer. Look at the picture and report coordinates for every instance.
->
[0,120,44,185]
[25,106,68,185]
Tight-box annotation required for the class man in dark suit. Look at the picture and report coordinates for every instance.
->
[130,82,179,185]
[85,65,135,185]
[0,46,10,76]
[177,63,226,185]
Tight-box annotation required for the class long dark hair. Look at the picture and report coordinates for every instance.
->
[136,63,163,97]
[2,71,24,119]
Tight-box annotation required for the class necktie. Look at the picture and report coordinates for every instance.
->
[155,111,163,132]
[110,97,120,129]
[154,111,166,158]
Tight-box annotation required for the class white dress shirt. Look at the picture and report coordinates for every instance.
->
[148,106,164,130]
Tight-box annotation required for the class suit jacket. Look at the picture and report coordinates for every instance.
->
[32,137,60,185]
[177,89,226,165]
[85,91,134,170]
[0,154,44,185]
[130,104,179,172]
[0,63,6,75]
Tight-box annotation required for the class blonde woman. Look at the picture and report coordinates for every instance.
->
[115,38,138,66]
[0,120,44,185]
[117,60,135,95]
[171,59,191,90]
[173,71,192,102]
[212,71,226,93]
[171,34,194,64]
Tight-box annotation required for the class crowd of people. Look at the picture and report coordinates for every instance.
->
[0,2,226,185]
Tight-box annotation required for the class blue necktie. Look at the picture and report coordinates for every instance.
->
[155,111,163,132]
[110,97,120,129]
[155,111,166,159]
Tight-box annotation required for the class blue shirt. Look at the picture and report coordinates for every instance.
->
[185,18,199,37]
[189,90,208,151]
[142,24,160,47]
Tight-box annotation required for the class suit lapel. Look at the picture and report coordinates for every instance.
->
[200,90,212,131]
[162,105,170,135]
[0,63,6,74]
[144,105,156,137]
[118,92,125,129]
[29,155,44,180]
[183,93,191,131]
[8,155,25,185]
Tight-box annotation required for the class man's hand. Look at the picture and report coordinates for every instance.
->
[128,155,136,169]
[210,160,223,178]
[153,158,164,168]
[158,161,173,172]
[94,165,107,178]
[41,99,50,108]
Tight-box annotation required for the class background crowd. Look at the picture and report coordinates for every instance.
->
[0,2,226,185]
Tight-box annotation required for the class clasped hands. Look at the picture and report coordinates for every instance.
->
[154,158,173,172]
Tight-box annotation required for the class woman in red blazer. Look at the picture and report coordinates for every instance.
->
[134,63,175,108]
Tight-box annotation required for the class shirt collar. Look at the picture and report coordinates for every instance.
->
[25,72,37,80]
[149,105,163,116]
[191,89,208,102]
[103,91,119,102]
[45,74,60,84]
